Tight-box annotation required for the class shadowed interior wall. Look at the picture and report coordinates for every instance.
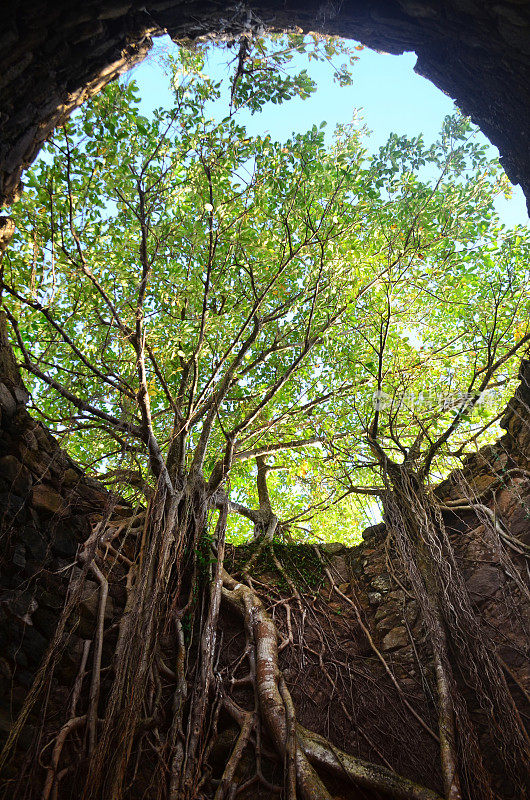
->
[1,344,529,797]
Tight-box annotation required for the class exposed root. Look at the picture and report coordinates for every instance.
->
[221,568,446,800]
[2,464,527,800]
[41,715,86,800]
[222,569,334,800]
[279,675,297,800]
[213,705,254,800]
[297,725,444,800]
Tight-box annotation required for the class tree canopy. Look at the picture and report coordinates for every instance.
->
[2,36,529,800]
[3,36,529,543]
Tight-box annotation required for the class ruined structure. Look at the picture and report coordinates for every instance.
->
[1,2,530,212]
[0,320,529,798]
[0,3,529,798]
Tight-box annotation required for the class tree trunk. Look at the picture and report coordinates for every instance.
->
[382,463,529,799]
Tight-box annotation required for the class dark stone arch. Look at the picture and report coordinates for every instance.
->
[1,1,529,212]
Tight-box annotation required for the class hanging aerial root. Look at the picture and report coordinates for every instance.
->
[85,562,107,755]
[181,503,228,797]
[222,569,333,800]
[315,547,440,745]
[0,509,117,778]
[81,479,185,800]
[383,467,530,799]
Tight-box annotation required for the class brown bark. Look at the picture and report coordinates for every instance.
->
[222,570,335,800]
[298,726,444,800]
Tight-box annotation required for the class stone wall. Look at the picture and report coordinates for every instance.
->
[0,342,528,796]
[1,1,530,212]
[0,317,128,745]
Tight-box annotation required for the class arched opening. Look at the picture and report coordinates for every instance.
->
[0,6,529,800]
[1,2,530,211]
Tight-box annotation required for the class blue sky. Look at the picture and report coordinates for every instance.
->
[127,34,528,229]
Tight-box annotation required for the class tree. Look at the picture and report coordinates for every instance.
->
[1,37,528,800]
[293,142,530,798]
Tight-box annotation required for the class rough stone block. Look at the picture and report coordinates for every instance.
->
[381,625,409,651]
[31,484,65,514]
[466,565,505,601]
[0,455,32,495]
